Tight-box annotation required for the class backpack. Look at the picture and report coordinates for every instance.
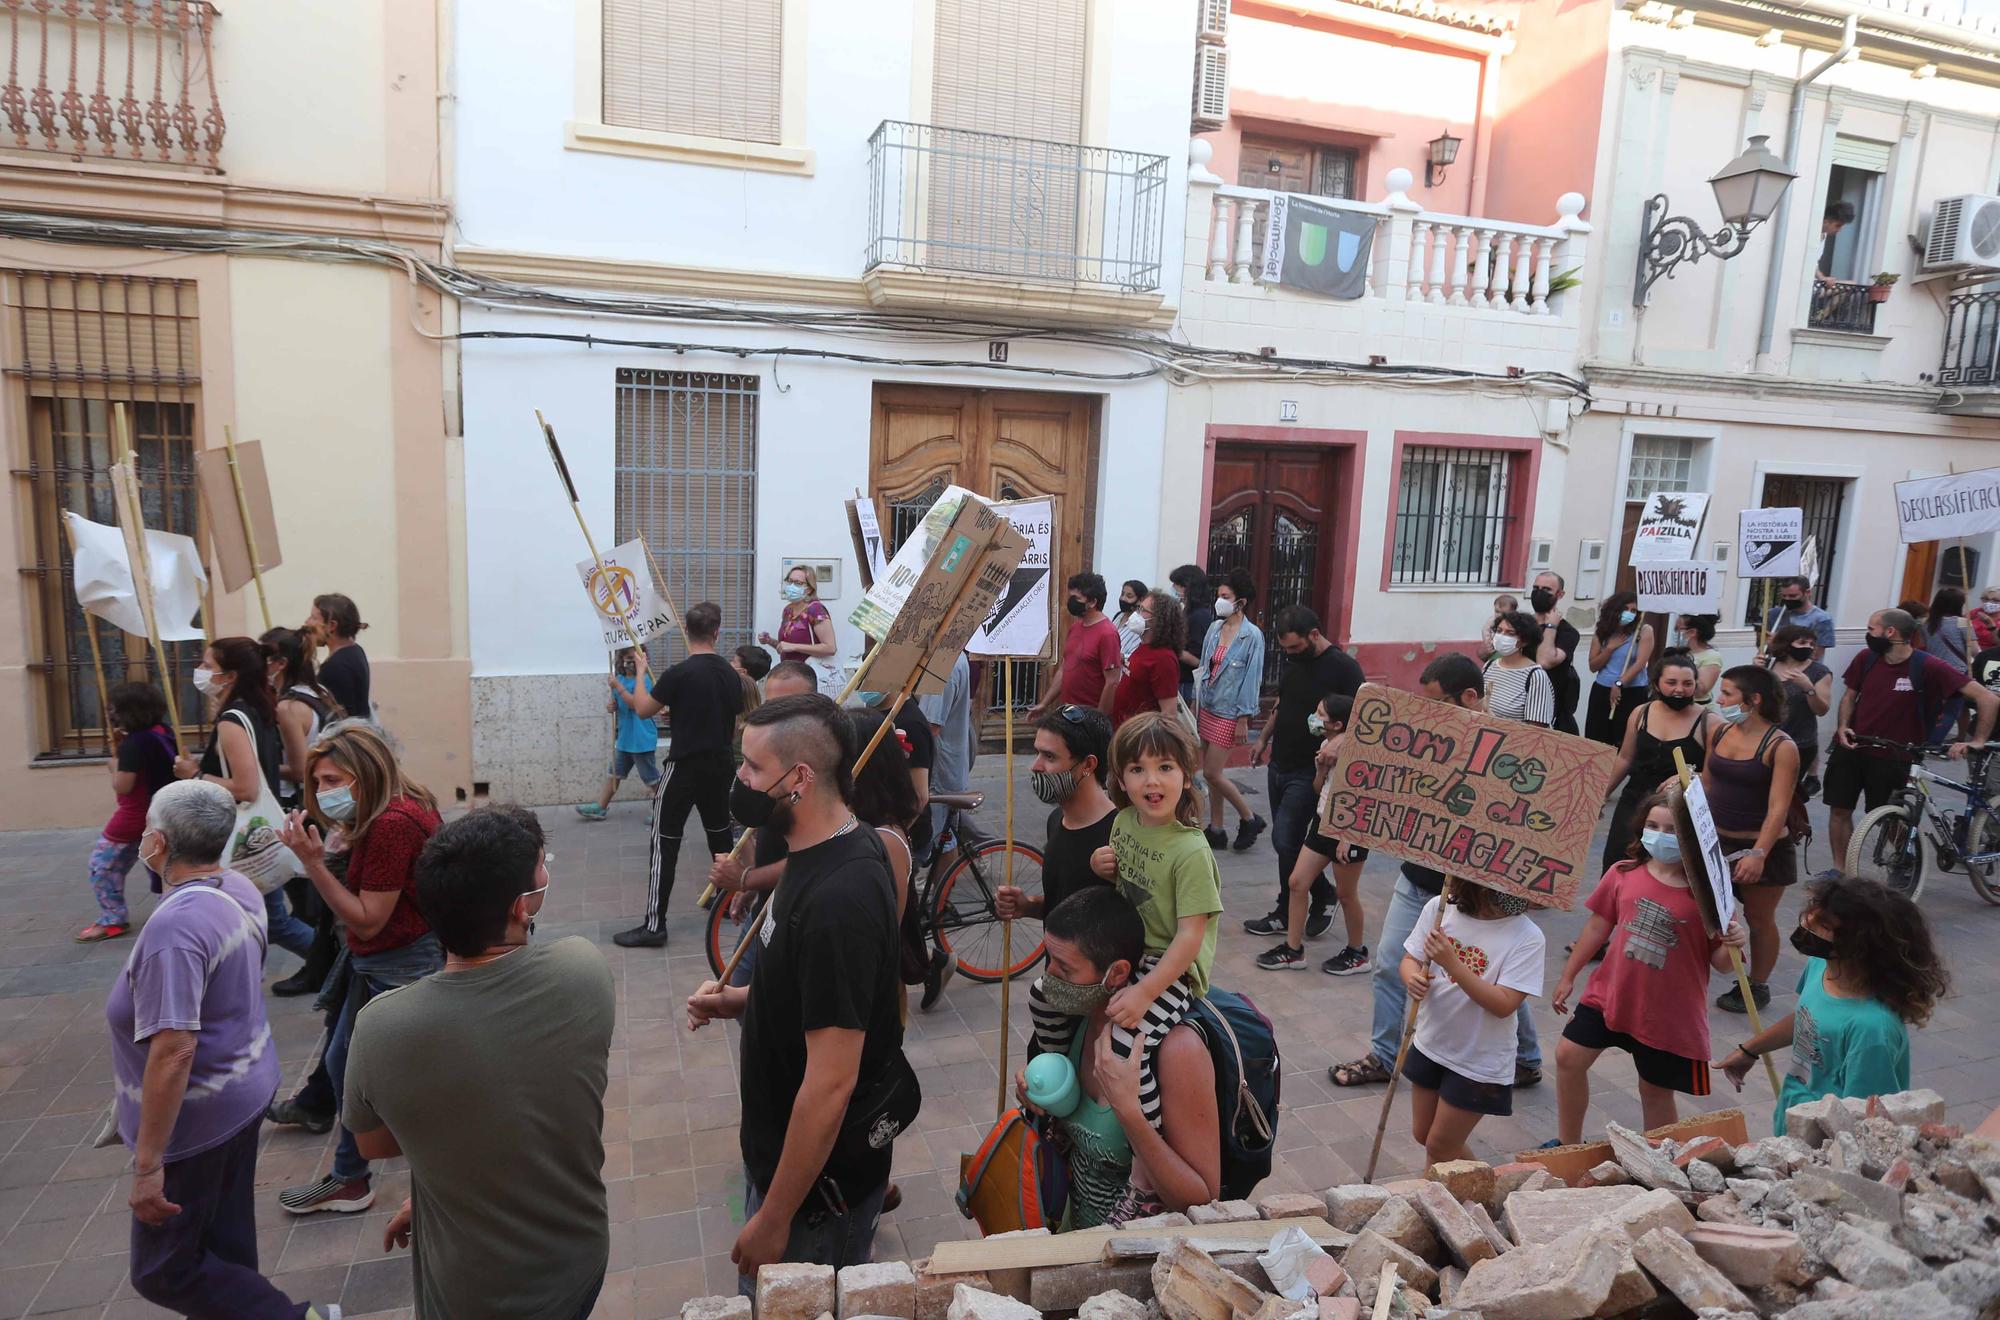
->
[1854,647,1949,746]
[1184,988,1281,1201]
[956,1108,1069,1234]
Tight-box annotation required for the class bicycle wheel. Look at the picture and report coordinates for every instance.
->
[704,893,760,980]
[1847,803,1927,900]
[931,839,1047,982]
[1972,812,2000,906]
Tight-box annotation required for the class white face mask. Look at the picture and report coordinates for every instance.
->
[1214,598,1238,618]
[1491,633,1519,656]
[1984,601,2000,614]
[192,666,219,695]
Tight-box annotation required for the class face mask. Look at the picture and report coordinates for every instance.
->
[1120,599,1137,613]
[1030,767,1079,806]
[1306,713,1327,737]
[1214,598,1238,618]
[1530,589,1557,614]
[1715,703,1748,726]
[1984,602,2000,614]
[1790,925,1837,960]
[139,831,166,886]
[1640,829,1683,863]
[1658,692,1694,711]
[1865,633,1895,655]
[192,666,219,695]
[1066,597,1088,618]
[1788,646,1814,661]
[1285,648,1312,664]
[730,766,800,830]
[1039,969,1115,1016]
[1487,891,1535,917]
[1784,599,1806,611]
[1618,610,1637,627]
[1491,634,1519,657]
[317,786,357,822]
[781,582,808,603]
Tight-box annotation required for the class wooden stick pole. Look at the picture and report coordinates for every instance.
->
[1365,876,1453,1182]
[107,449,184,755]
[537,411,644,663]
[222,427,272,634]
[59,513,114,755]
[997,659,1015,1121]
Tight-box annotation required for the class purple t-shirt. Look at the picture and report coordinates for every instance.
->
[105,870,279,1161]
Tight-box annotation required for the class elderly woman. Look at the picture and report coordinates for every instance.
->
[108,780,334,1319]
[758,562,838,688]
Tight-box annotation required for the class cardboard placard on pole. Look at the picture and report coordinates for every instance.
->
[968,495,1057,662]
[846,493,889,591]
[1634,560,1724,616]
[1626,491,1710,565]
[106,454,185,754]
[195,433,282,626]
[537,410,643,667]
[1738,508,1805,578]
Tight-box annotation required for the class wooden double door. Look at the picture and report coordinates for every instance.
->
[1206,443,1344,695]
[869,384,1099,722]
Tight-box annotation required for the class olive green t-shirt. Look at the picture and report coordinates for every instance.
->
[345,937,616,1320]
[1109,808,1223,994]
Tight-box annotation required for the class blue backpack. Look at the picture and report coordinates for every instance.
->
[1185,988,1281,1200]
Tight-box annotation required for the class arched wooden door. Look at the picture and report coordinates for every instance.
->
[1206,444,1338,696]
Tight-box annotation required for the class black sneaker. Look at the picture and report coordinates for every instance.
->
[1304,909,1334,940]
[1204,826,1228,851]
[1231,815,1269,852]
[1715,981,1771,1014]
[1514,1063,1544,1088]
[266,1097,333,1135]
[1254,942,1307,971]
[612,925,668,949]
[1242,910,1287,936]
[919,946,956,1012]
[1320,945,1372,976]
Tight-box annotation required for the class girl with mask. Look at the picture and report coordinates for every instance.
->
[759,564,837,688]
[1585,592,1654,747]
[1112,579,1150,662]
[1598,654,1709,873]
[1699,666,1799,1016]
[1551,791,1748,1143]
[268,723,442,1217]
[1481,612,1555,727]
[1193,567,1267,851]
[1718,874,1947,1135]
[1762,623,1832,791]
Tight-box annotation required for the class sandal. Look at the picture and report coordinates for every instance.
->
[1329,1055,1392,1087]
[74,922,128,943]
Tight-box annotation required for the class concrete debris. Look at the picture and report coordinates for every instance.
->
[943,1284,1039,1320]
[1076,1291,1150,1320]
[1342,1229,1440,1297]
[1822,1222,1926,1290]
[1152,1240,1271,1320]
[1586,1160,1632,1187]
[1500,1185,1646,1245]
[1792,1165,1904,1224]
[759,1264,838,1320]
[1188,1200,1261,1225]
[1425,1160,1498,1210]
[682,1297,752,1320]
[1257,1192,1333,1222]
[838,1262,916,1320]
[1322,1185,1396,1233]
[1606,1121,1693,1192]
[1452,1223,1622,1320]
[1630,1226,1757,1314]
[1360,1197,1440,1262]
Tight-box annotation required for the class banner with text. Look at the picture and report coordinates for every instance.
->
[1627,491,1710,565]
[1315,683,1615,910]
[575,539,676,651]
[851,485,985,642]
[1738,508,1804,578]
[968,495,1055,659]
[1895,466,2000,545]
[1671,779,1736,936]
[865,499,1030,698]
[1634,559,1723,615]
[1259,194,1377,300]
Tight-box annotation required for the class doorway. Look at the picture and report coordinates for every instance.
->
[1205,442,1349,695]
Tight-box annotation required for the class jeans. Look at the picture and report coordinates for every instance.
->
[1368,874,1540,1071]
[735,1171,888,1297]
[262,889,316,961]
[129,1117,308,1319]
[294,936,442,1183]
[1267,764,1336,916]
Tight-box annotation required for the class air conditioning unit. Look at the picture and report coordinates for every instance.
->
[1924,194,2000,271]
[1192,45,1229,129]
[1198,0,1230,42]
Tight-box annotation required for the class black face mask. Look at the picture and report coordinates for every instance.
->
[1658,692,1694,711]
[1285,648,1312,664]
[1066,598,1088,618]
[729,767,800,830]
[1789,646,1814,661]
[1865,633,1895,655]
[1790,925,1837,960]
[1530,589,1557,614]
[1783,599,1806,611]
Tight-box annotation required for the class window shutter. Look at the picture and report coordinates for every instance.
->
[7,271,201,400]
[602,0,782,144]
[1831,136,1891,173]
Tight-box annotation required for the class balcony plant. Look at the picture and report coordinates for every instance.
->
[1868,271,1899,303]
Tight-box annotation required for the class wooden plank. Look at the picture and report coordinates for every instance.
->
[927,1216,1342,1274]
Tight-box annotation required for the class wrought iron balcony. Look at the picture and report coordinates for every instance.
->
[0,0,225,172]
[864,120,1168,292]
[1942,289,2000,389]
[1807,280,1879,334]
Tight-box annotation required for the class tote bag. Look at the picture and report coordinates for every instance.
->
[215,708,299,894]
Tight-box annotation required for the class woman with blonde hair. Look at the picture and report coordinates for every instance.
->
[268,721,443,1216]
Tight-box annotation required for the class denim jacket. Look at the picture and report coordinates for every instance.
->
[1196,618,1265,719]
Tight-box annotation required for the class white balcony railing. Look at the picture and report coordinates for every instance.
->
[1198,167,1588,318]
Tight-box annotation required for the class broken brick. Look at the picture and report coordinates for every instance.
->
[1028,1261,1153,1312]
[1188,1199,1261,1225]
[1255,1191,1329,1221]
[1361,1195,1439,1261]
[1427,1159,1498,1209]
[1409,1177,1498,1268]
[913,1264,991,1320]
[682,1297,752,1320]
[1630,1226,1755,1313]
[1318,1301,1360,1320]
[1077,1293,1149,1320]
[1453,1223,1622,1320]
[1606,1122,1692,1192]
[1683,1224,1807,1289]
[1341,1228,1439,1296]
[760,1264,838,1320]
[838,1262,916,1320]
[944,1285,1039,1320]
[1321,1185,1395,1233]
[1587,1160,1631,1186]
[1502,1185,1646,1245]
[1151,1241,1270,1320]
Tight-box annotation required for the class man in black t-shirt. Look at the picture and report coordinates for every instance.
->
[997,705,1117,924]
[1531,571,1582,736]
[617,602,743,948]
[1248,606,1363,937]
[687,694,904,1285]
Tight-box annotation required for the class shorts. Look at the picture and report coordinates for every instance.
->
[1718,829,1798,888]
[1562,1003,1711,1096]
[1196,708,1241,748]
[1401,1044,1513,1117]
[1306,813,1367,863]
[611,747,662,786]
[1821,744,1910,813]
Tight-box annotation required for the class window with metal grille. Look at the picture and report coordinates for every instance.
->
[613,369,759,671]
[1743,474,1847,627]
[8,271,206,759]
[602,0,782,144]
[1625,435,1696,501]
[1391,445,1518,587]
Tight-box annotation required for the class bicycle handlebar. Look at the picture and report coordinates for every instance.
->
[1848,733,1998,762]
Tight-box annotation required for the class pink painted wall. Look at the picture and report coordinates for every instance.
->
[1481,0,1610,228]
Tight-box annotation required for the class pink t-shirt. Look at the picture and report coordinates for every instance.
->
[1579,861,1723,1062]
[1058,615,1123,707]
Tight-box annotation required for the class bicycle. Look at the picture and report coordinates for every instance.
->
[704,790,1049,982]
[1842,734,2000,905]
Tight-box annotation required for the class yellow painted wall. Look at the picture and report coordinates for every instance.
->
[214,0,389,194]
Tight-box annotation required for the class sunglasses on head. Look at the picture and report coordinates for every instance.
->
[1056,705,1092,725]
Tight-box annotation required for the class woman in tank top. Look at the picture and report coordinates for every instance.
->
[1700,665,1799,1017]
[1599,653,1709,873]
[262,627,341,813]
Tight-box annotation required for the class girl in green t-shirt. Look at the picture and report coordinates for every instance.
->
[1717,874,1949,1134]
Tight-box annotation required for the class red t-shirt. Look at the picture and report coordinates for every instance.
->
[1579,861,1723,1061]
[1113,644,1182,727]
[104,724,177,843]
[1058,615,1123,707]
[343,795,441,957]
[1841,650,1966,755]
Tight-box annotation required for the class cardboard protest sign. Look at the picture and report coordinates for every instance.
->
[64,511,209,642]
[851,484,985,641]
[1738,508,1804,578]
[846,495,889,590]
[1627,491,1709,565]
[1634,559,1723,615]
[969,495,1055,660]
[575,538,676,651]
[1670,779,1736,936]
[194,440,282,594]
[1315,683,1615,910]
[865,499,1030,699]
[1895,465,2000,544]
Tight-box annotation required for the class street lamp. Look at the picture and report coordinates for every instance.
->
[1425,131,1461,188]
[1632,134,1796,306]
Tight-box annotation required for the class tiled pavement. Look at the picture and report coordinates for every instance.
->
[4,765,2000,1319]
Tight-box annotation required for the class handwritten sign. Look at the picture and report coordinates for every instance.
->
[575,538,676,651]
[1628,491,1710,565]
[865,499,1029,699]
[1895,465,2000,544]
[851,485,981,641]
[1316,682,1615,910]
[846,495,889,589]
[1635,559,1723,615]
[969,495,1055,660]
[1671,779,1736,936]
[1738,508,1804,578]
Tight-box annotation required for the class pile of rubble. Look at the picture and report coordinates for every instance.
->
[680,1089,2000,1320]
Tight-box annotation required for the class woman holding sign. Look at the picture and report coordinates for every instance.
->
[1585,593,1654,746]
[1699,666,1799,1015]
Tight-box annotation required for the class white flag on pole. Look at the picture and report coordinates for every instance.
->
[64,512,208,642]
